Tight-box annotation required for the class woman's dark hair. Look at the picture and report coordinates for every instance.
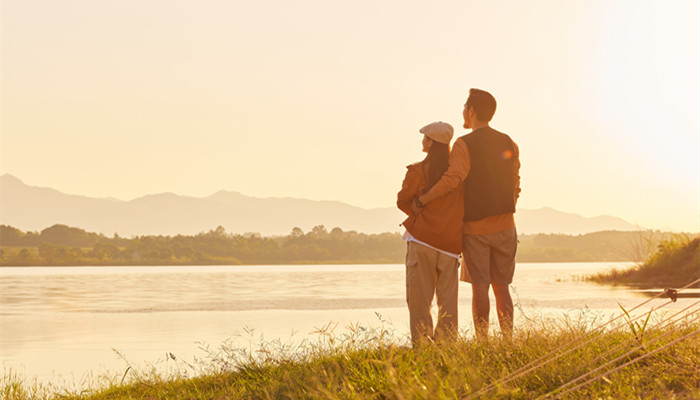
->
[423,141,450,193]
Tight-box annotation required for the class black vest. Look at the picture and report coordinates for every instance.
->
[461,127,516,221]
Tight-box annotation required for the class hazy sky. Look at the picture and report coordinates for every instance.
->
[2,0,698,232]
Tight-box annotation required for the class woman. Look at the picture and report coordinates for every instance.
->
[397,121,465,343]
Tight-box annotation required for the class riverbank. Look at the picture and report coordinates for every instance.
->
[3,317,699,400]
[588,235,700,288]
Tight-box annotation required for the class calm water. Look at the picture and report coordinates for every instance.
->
[0,262,694,387]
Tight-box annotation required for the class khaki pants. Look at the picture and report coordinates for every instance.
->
[405,241,459,343]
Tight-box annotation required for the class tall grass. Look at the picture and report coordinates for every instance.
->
[3,311,699,400]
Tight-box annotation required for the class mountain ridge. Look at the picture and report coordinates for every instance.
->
[0,174,642,236]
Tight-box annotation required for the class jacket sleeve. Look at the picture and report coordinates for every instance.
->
[397,166,422,216]
[512,140,521,206]
[420,140,471,204]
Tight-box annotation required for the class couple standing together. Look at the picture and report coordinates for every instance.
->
[397,88,520,344]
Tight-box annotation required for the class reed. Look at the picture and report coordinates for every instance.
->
[588,234,700,288]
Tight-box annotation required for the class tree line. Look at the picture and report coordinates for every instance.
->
[516,230,679,262]
[0,224,682,266]
[0,224,404,265]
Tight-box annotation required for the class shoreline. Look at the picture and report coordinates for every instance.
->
[0,259,639,267]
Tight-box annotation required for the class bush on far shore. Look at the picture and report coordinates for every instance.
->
[588,234,700,288]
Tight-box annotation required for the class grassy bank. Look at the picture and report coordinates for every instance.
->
[4,314,700,400]
[588,234,700,288]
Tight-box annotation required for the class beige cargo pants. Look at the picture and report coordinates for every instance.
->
[405,241,459,343]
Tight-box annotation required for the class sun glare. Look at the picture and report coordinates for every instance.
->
[594,1,699,185]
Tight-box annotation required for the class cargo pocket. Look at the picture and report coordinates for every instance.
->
[405,242,419,304]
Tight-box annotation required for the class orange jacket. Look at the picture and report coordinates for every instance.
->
[397,161,465,254]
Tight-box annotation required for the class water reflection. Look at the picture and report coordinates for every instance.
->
[1,262,696,387]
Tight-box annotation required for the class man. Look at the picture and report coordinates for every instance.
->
[415,89,520,340]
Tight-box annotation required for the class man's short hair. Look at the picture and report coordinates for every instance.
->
[466,89,497,122]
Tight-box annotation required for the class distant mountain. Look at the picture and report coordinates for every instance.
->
[0,174,405,236]
[516,207,641,235]
[0,174,641,236]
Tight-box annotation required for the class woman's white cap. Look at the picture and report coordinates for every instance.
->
[419,121,454,144]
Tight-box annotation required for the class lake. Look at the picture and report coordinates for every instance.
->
[0,262,695,388]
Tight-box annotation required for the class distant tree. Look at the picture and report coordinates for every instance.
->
[18,248,32,262]
[311,225,328,236]
[0,225,25,245]
[39,242,59,262]
[291,227,304,238]
[243,232,261,239]
[128,236,174,262]
[67,247,83,263]
[91,242,120,261]
[40,224,97,247]
[281,243,301,260]
[181,246,195,260]
[171,242,184,259]
[300,243,329,261]
[210,226,226,237]
[38,242,82,263]
[92,246,106,261]
[155,247,173,261]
